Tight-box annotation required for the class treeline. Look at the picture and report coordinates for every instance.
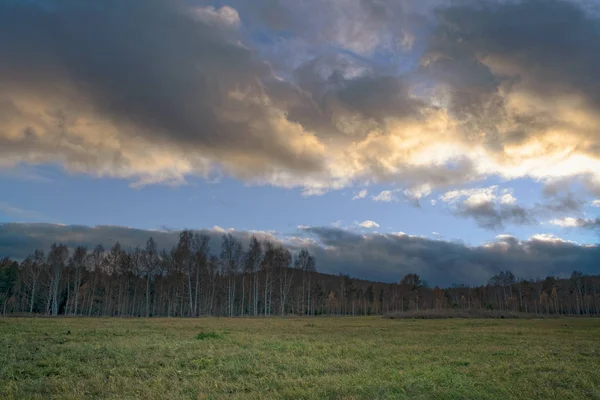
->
[1,231,599,316]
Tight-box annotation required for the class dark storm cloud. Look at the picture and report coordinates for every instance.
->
[0,223,279,261]
[424,0,600,149]
[438,0,600,104]
[2,223,598,286]
[334,76,426,123]
[303,227,600,285]
[0,0,325,180]
[288,55,429,139]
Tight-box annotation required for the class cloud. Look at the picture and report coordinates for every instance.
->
[420,0,600,189]
[592,200,600,207]
[230,0,419,56]
[0,0,327,190]
[439,183,591,230]
[440,186,530,229]
[357,220,380,229]
[331,220,344,229]
[549,217,582,227]
[370,184,437,207]
[548,217,600,229]
[0,223,274,262]
[352,189,368,200]
[303,227,600,285]
[191,5,241,28]
[1,0,600,206]
[403,184,432,204]
[578,218,600,229]
[0,202,43,221]
[540,180,586,212]
[0,165,54,183]
[529,233,575,244]
[372,190,397,202]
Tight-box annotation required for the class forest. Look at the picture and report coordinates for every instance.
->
[1,230,599,317]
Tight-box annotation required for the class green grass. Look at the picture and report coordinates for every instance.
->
[1,317,599,399]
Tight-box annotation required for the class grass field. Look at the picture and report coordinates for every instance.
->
[1,317,599,399]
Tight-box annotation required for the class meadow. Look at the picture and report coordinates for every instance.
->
[1,317,599,399]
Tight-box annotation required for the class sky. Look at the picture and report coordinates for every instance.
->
[1,0,600,285]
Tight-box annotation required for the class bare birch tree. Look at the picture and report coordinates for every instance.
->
[48,244,69,316]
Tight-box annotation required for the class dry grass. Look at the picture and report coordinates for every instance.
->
[384,309,559,319]
[1,317,599,399]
